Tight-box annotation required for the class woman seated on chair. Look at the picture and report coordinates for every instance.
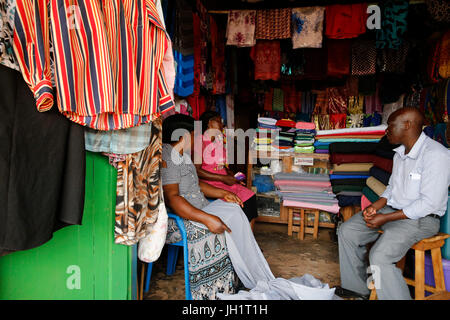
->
[195,111,258,229]
[161,114,245,300]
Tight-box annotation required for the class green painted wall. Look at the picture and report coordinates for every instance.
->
[0,152,134,300]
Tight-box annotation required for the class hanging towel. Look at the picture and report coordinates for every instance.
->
[255,8,292,40]
[325,4,367,39]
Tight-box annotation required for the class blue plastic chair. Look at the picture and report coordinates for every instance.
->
[144,212,192,300]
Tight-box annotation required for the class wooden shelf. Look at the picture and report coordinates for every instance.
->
[249,150,329,161]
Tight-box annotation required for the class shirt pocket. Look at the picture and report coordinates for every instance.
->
[404,171,421,200]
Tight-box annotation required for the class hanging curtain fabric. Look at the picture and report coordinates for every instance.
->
[282,83,301,113]
[365,87,383,113]
[272,88,285,112]
[313,90,328,114]
[291,7,325,49]
[210,16,226,95]
[351,40,377,75]
[325,4,367,39]
[327,39,351,77]
[376,0,409,49]
[438,30,450,79]
[115,118,163,246]
[377,41,410,74]
[330,114,347,129]
[348,95,365,114]
[302,48,328,80]
[345,76,359,96]
[255,8,292,40]
[250,40,281,81]
[196,0,209,88]
[226,10,256,47]
[327,87,348,114]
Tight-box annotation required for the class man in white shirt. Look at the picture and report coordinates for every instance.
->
[337,107,450,300]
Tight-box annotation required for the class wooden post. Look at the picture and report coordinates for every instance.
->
[299,209,305,240]
[287,207,293,236]
[431,247,446,292]
[313,209,319,240]
[415,250,425,300]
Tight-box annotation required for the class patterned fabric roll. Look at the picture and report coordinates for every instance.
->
[255,8,292,40]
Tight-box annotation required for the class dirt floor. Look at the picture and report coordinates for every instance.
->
[143,221,341,300]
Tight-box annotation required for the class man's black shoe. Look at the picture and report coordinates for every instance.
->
[334,286,370,300]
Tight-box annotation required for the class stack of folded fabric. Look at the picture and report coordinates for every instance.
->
[294,121,316,154]
[361,136,399,209]
[272,119,296,153]
[328,141,381,207]
[274,172,339,214]
[254,117,280,152]
[314,125,387,154]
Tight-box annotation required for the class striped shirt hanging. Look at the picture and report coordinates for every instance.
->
[14,0,174,131]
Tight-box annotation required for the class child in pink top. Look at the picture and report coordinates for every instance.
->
[196,111,258,226]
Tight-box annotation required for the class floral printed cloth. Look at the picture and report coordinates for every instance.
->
[291,7,325,49]
[226,10,256,47]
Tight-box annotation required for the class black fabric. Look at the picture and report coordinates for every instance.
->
[330,178,367,187]
[331,171,370,176]
[358,75,377,96]
[242,194,258,222]
[0,65,85,255]
[337,195,362,207]
[379,73,408,104]
[329,142,378,154]
[375,148,396,159]
[369,166,391,186]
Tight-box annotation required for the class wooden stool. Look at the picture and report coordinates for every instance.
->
[287,207,320,240]
[369,232,450,300]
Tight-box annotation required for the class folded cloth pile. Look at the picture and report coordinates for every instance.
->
[273,131,295,153]
[254,117,280,152]
[295,121,316,154]
[274,172,339,214]
[361,136,399,209]
[314,125,386,154]
[327,133,386,206]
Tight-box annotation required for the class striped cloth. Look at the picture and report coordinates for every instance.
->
[14,0,174,130]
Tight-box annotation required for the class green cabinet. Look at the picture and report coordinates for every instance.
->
[0,152,136,300]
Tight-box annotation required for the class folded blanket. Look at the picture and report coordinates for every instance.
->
[337,195,362,207]
[316,138,381,143]
[362,186,379,203]
[317,134,384,140]
[329,174,370,180]
[332,185,364,193]
[366,176,386,196]
[275,180,331,188]
[369,166,391,185]
[295,146,315,153]
[336,191,363,196]
[314,149,329,154]
[296,122,316,130]
[331,178,367,187]
[330,153,374,165]
[274,172,331,181]
[258,117,278,126]
[372,155,393,173]
[331,171,370,176]
[329,142,379,154]
[332,163,373,172]
[283,200,340,214]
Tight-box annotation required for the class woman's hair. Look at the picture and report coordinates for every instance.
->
[199,110,221,134]
[162,114,195,144]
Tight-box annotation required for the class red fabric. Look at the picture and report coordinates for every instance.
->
[187,95,206,120]
[327,39,351,77]
[193,13,201,96]
[250,40,281,81]
[360,195,372,211]
[372,156,393,174]
[282,83,301,113]
[330,153,374,165]
[329,114,348,129]
[325,4,367,39]
[275,119,296,128]
[327,87,348,114]
[302,48,327,80]
[210,16,226,94]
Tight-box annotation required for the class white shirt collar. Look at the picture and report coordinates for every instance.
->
[393,132,427,160]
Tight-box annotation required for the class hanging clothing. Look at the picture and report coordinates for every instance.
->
[114,118,163,246]
[376,0,409,49]
[351,40,377,75]
[250,40,281,81]
[345,76,359,96]
[210,16,226,95]
[365,87,383,114]
[255,8,292,40]
[378,42,410,74]
[0,65,85,255]
[438,30,450,79]
[226,10,256,47]
[327,87,348,114]
[0,0,19,70]
[272,88,284,112]
[325,4,367,39]
[13,0,174,130]
[282,84,301,113]
[172,0,194,55]
[425,0,450,23]
[327,39,351,77]
[348,95,365,114]
[329,114,347,130]
[291,7,325,49]
[174,51,195,97]
[85,123,152,155]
